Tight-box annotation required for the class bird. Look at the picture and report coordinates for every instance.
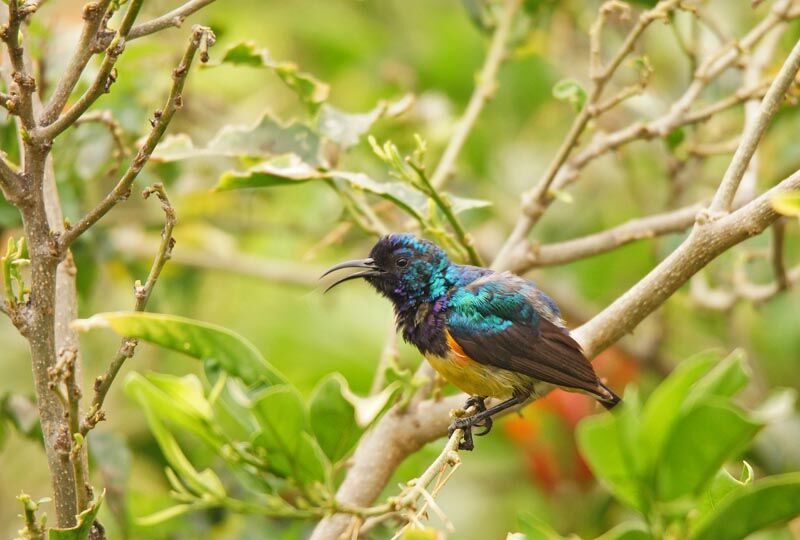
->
[322,233,620,450]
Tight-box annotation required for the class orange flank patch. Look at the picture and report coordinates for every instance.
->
[445,331,470,366]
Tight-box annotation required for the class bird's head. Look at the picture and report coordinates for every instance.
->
[322,233,452,307]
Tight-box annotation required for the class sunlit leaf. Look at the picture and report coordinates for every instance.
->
[691,473,800,540]
[152,115,322,165]
[771,191,800,217]
[686,349,750,406]
[402,528,443,540]
[215,154,325,191]
[210,41,330,112]
[74,312,286,388]
[316,94,413,150]
[136,504,195,527]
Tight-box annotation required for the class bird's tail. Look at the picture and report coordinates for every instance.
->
[596,382,622,410]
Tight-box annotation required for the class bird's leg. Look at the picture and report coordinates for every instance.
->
[449,394,527,450]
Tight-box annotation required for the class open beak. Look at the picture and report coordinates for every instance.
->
[320,258,382,293]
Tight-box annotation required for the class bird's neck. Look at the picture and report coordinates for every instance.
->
[393,293,450,357]
[391,263,491,356]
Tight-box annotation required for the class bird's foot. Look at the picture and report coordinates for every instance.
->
[448,412,493,451]
[464,395,487,414]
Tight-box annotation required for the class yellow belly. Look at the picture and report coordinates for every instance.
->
[426,351,531,399]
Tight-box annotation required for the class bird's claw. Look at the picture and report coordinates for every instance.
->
[464,395,487,413]
[448,411,494,451]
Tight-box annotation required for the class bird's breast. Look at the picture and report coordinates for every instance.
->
[424,332,531,399]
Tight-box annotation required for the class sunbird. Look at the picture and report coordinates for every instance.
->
[323,233,620,450]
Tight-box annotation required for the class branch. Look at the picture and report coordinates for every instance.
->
[575,169,800,357]
[74,109,129,180]
[429,0,521,189]
[38,0,144,140]
[83,184,176,434]
[708,38,800,213]
[492,0,797,271]
[128,0,218,41]
[60,25,214,250]
[39,0,113,126]
[0,152,22,202]
[492,0,679,269]
[2,0,37,129]
[509,202,703,273]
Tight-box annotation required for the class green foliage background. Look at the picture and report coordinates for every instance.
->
[0,0,799,539]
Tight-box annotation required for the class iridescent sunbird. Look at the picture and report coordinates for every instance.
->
[322,233,620,450]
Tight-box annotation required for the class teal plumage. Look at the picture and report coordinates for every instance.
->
[322,233,620,450]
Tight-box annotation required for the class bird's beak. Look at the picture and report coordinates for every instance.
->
[320,258,382,293]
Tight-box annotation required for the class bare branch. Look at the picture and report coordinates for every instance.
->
[2,0,37,129]
[39,0,113,126]
[128,0,218,41]
[60,25,214,250]
[510,203,703,273]
[0,152,22,202]
[576,169,800,357]
[83,184,176,434]
[771,219,789,290]
[492,0,797,271]
[429,0,521,189]
[38,0,144,140]
[709,38,800,214]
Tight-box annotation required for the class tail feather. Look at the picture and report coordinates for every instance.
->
[597,382,622,410]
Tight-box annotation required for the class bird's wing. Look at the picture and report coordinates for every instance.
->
[446,272,609,399]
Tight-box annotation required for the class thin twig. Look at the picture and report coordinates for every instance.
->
[128,0,218,40]
[512,202,703,273]
[74,109,129,181]
[82,183,176,434]
[60,25,214,250]
[771,219,789,291]
[708,38,800,213]
[429,0,521,189]
[39,0,144,140]
[39,0,113,126]
[2,0,37,129]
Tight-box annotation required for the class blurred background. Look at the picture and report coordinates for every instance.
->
[1,0,798,538]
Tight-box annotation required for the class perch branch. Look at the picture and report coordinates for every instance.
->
[2,0,37,129]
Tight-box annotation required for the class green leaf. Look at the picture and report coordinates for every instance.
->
[595,522,651,540]
[309,375,360,463]
[124,372,224,449]
[294,432,330,487]
[691,473,800,540]
[216,154,325,191]
[211,41,329,112]
[552,78,587,111]
[402,528,442,540]
[136,504,195,527]
[665,127,685,152]
[772,191,800,217]
[696,462,753,521]
[74,311,286,388]
[657,399,762,500]
[252,385,305,456]
[686,349,750,405]
[126,374,227,499]
[639,350,719,467]
[576,400,645,512]
[152,114,322,165]
[49,492,104,540]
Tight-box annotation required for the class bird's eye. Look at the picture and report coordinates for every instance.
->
[396,258,408,268]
